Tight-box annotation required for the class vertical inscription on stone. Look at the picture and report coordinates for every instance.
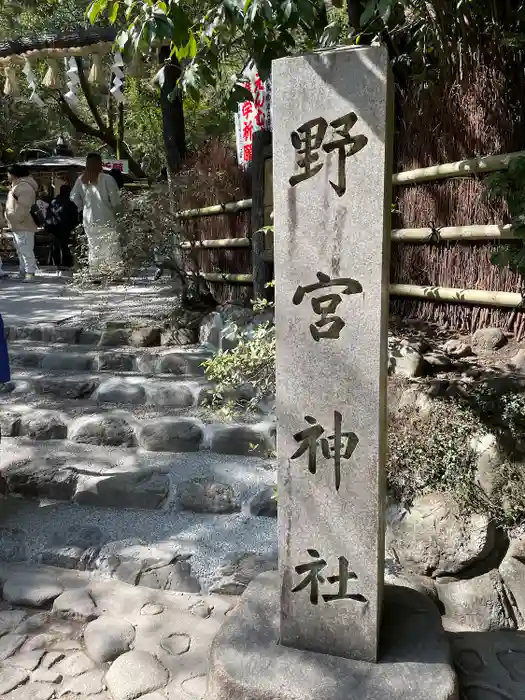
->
[273,46,392,662]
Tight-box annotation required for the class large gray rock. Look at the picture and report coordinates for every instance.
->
[388,342,426,378]
[387,492,494,577]
[3,462,77,501]
[69,415,136,447]
[33,376,97,399]
[98,328,132,347]
[499,536,525,627]
[472,327,507,350]
[54,651,96,677]
[0,409,21,437]
[74,471,169,510]
[2,573,63,607]
[138,560,201,594]
[53,588,97,621]
[130,327,161,348]
[93,379,146,405]
[18,411,68,440]
[145,382,195,408]
[157,353,190,375]
[245,487,277,517]
[510,348,525,373]
[210,425,273,457]
[84,616,135,662]
[442,339,472,358]
[207,572,457,700]
[471,433,503,497]
[38,545,84,569]
[177,478,240,514]
[210,551,278,595]
[436,570,515,631]
[105,651,169,700]
[40,352,91,371]
[94,352,134,372]
[138,418,203,452]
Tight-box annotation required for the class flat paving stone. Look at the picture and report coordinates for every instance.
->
[5,683,56,700]
[0,667,29,694]
[0,610,27,636]
[60,668,105,695]
[0,634,27,661]
[54,650,96,677]
[7,649,45,670]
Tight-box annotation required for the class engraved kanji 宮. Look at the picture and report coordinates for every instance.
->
[293,551,368,606]
[291,411,359,491]
[323,112,368,196]
[292,549,327,605]
[322,556,367,604]
[289,117,328,186]
[293,271,362,341]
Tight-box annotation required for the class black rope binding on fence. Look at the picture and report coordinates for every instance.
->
[426,221,442,244]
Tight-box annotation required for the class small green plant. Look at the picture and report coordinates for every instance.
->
[484,156,525,278]
[387,397,485,511]
[203,282,276,415]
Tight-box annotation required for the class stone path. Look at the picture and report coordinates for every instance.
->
[0,562,234,700]
[0,272,176,328]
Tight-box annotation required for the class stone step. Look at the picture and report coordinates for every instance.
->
[1,370,211,408]
[4,322,193,348]
[7,340,211,376]
[0,401,275,456]
[0,443,277,594]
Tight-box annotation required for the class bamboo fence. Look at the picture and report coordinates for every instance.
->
[179,149,524,294]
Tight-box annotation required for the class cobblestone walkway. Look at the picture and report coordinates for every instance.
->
[0,563,234,700]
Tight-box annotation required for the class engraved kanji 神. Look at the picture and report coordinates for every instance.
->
[291,411,359,491]
[289,112,368,195]
[292,549,368,605]
[293,271,362,341]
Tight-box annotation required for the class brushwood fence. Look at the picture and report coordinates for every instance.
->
[181,133,525,337]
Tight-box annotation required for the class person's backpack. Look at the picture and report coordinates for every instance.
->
[13,192,45,228]
[30,204,45,228]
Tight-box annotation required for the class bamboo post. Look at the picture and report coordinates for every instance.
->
[392,151,525,186]
[391,224,515,242]
[390,284,524,308]
[175,199,252,219]
[251,130,272,300]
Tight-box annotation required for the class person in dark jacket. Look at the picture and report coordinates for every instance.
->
[0,313,10,384]
[45,184,79,273]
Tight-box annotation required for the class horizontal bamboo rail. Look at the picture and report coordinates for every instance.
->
[392,151,525,186]
[175,199,252,220]
[180,238,250,249]
[391,224,515,242]
[390,284,524,308]
[184,271,253,283]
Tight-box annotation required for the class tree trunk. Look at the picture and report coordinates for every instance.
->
[159,46,186,174]
[57,96,146,178]
[347,0,364,31]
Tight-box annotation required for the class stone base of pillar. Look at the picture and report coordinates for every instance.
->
[206,571,458,700]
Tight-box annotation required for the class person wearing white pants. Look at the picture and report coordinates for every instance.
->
[71,153,122,280]
[5,164,38,281]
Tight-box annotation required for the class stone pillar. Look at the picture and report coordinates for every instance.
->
[273,45,393,663]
